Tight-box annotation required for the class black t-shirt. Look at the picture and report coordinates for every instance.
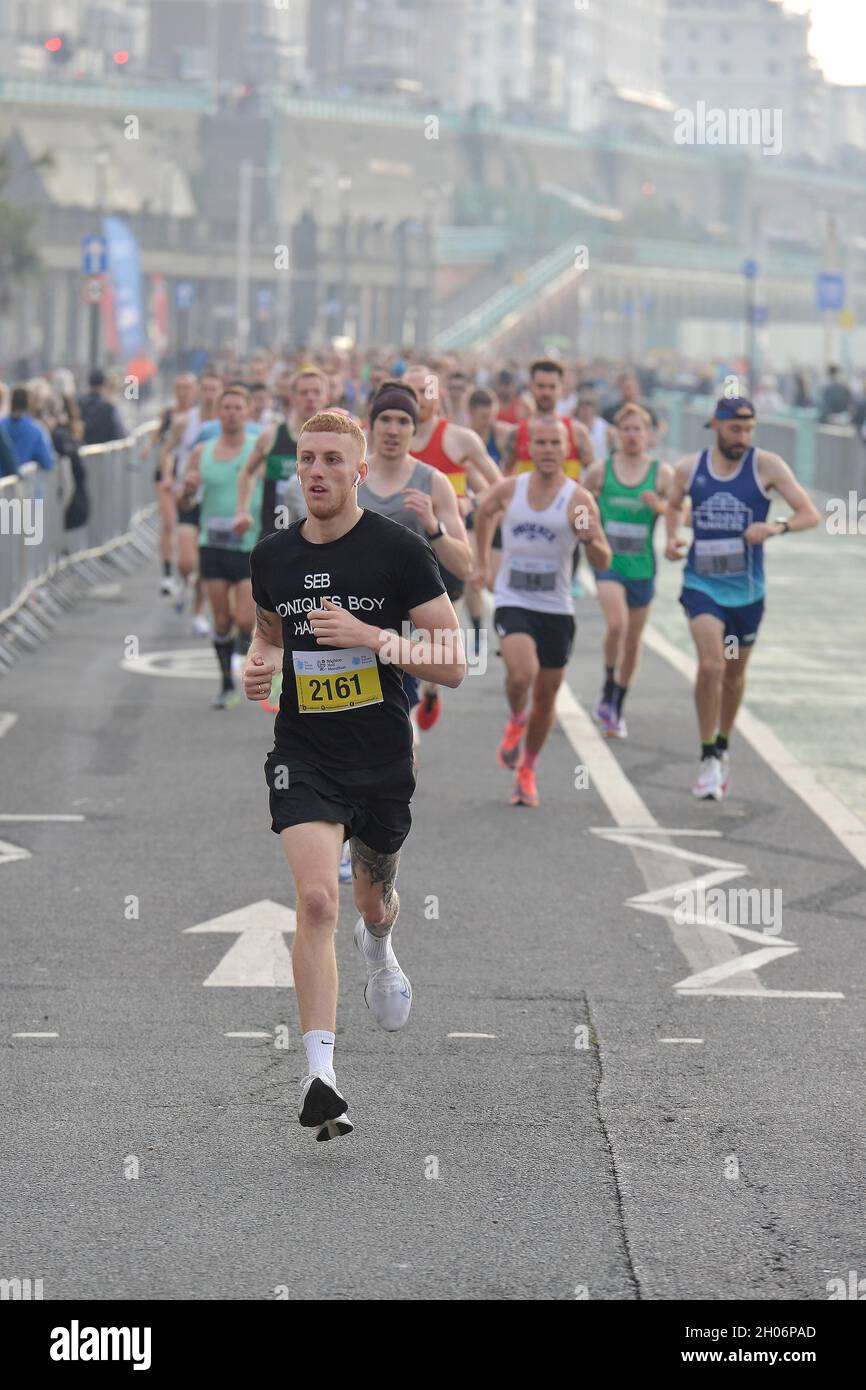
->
[250,509,445,770]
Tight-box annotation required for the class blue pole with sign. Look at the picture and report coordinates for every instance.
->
[742,260,758,393]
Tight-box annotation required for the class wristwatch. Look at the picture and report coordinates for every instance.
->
[426,521,446,541]
[777,519,790,535]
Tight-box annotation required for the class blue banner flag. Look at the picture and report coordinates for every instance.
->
[103,215,146,357]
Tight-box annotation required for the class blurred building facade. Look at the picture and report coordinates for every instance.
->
[663,0,828,162]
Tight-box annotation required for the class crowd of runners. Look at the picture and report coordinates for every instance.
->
[152,346,819,1140]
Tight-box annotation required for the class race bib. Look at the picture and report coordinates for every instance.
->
[606,520,646,555]
[508,557,557,593]
[694,537,746,576]
[206,516,241,548]
[292,646,383,714]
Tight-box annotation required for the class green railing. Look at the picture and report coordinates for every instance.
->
[435,237,579,350]
[0,76,215,111]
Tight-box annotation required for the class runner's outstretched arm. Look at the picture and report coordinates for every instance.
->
[664,456,693,559]
[570,486,612,572]
[235,426,274,522]
[472,477,514,586]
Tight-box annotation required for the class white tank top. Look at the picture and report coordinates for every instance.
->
[494,473,578,615]
[176,406,202,471]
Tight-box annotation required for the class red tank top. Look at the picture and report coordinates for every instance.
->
[412,418,467,495]
[497,400,522,425]
[513,416,582,480]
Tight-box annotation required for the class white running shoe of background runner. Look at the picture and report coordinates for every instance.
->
[353,918,412,1031]
[693,756,723,801]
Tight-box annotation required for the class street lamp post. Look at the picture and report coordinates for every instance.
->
[235,161,270,360]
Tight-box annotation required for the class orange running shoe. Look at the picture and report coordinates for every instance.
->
[262,671,282,714]
[511,765,539,807]
[416,690,441,731]
[497,717,525,769]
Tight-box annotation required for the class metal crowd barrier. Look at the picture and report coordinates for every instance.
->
[0,420,159,635]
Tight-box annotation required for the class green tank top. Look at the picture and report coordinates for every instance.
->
[264,420,297,481]
[598,456,659,580]
[199,436,262,552]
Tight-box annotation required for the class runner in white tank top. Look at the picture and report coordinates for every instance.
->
[473,416,612,807]
[493,472,578,615]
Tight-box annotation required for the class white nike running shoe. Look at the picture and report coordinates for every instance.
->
[159,575,176,598]
[693,755,723,801]
[353,917,412,1031]
[298,1071,353,1142]
[192,612,211,637]
[718,751,731,798]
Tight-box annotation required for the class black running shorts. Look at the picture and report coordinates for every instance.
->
[265,753,416,855]
[199,545,252,583]
[177,503,201,527]
[494,605,576,670]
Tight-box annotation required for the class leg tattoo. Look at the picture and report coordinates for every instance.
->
[350,838,400,933]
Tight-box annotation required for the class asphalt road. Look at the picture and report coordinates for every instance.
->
[1,537,864,1301]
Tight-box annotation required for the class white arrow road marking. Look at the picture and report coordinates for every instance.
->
[558,682,842,999]
[122,648,217,680]
[0,713,18,738]
[185,899,296,987]
[0,839,30,867]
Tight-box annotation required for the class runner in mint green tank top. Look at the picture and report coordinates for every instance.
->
[582,403,674,739]
[199,437,261,551]
[178,386,265,709]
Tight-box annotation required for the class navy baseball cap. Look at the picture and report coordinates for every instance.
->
[705,397,755,426]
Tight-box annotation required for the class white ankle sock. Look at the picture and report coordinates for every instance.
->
[303,1029,336,1082]
[362,923,397,966]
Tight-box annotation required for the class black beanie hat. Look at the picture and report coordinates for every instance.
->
[369,383,419,429]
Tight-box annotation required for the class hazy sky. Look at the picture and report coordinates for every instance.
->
[785,1,866,84]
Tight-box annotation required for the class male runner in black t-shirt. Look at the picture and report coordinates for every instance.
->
[245,409,466,1141]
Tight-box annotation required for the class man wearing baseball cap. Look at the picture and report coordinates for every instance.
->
[664,395,819,801]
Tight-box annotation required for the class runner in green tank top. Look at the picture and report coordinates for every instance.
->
[582,403,674,739]
[178,385,263,708]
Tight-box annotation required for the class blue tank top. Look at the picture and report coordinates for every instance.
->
[683,447,770,606]
[485,430,501,466]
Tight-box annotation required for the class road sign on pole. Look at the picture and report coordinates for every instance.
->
[742,259,759,281]
[81,235,107,276]
[81,276,105,305]
[816,273,845,312]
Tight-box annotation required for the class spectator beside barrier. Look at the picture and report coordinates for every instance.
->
[0,385,54,474]
[79,369,128,446]
[818,364,854,424]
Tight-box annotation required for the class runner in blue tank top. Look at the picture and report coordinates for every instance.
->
[665,396,819,802]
